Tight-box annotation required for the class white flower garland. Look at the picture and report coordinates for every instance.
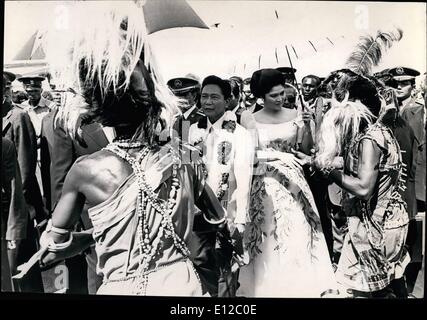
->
[192,111,237,200]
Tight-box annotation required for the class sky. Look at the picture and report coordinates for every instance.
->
[4,1,426,82]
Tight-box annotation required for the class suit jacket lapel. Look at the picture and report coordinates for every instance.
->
[2,112,12,136]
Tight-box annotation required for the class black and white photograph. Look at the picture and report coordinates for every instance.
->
[1,0,425,309]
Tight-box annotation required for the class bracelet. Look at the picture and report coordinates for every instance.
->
[46,219,73,235]
[40,230,74,252]
[203,212,226,225]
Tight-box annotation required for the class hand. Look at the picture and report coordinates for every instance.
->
[277,151,303,170]
[301,111,314,125]
[290,148,312,167]
[331,156,344,170]
[39,231,93,268]
[234,223,246,235]
[258,150,302,169]
[7,240,22,274]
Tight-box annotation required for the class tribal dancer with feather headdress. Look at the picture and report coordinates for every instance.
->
[20,1,226,296]
[289,28,410,297]
[314,71,410,297]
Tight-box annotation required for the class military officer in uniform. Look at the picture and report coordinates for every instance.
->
[389,67,425,296]
[18,76,56,215]
[388,67,422,115]
[167,74,204,141]
[388,67,425,213]
[18,76,56,139]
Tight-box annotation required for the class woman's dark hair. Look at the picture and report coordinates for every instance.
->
[201,75,232,100]
[250,68,285,98]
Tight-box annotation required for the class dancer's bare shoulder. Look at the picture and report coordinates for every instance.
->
[67,149,133,205]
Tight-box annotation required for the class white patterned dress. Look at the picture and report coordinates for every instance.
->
[237,115,339,297]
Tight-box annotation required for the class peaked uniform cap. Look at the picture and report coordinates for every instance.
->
[167,77,200,94]
[389,67,420,81]
[17,76,45,89]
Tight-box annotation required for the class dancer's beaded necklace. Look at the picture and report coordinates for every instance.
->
[103,139,190,295]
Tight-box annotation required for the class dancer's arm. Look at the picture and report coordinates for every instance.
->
[39,159,95,267]
[48,161,88,243]
[325,139,380,200]
[40,229,94,267]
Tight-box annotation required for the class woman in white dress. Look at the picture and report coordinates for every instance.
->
[237,69,338,297]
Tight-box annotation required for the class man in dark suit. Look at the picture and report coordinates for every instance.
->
[1,137,28,292]
[42,94,110,294]
[2,71,44,292]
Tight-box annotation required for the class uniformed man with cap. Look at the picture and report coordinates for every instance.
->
[2,71,44,292]
[388,67,422,115]
[386,67,425,296]
[167,74,204,140]
[18,76,56,138]
[387,67,425,214]
[18,76,56,213]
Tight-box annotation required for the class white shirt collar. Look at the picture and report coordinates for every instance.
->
[22,96,54,110]
[183,104,197,119]
[207,113,226,131]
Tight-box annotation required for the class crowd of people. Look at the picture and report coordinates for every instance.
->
[2,2,425,298]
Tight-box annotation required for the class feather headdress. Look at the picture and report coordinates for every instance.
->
[316,97,375,168]
[43,1,180,140]
[345,28,403,76]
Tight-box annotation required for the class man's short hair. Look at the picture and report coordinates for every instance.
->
[302,74,321,86]
[201,75,231,100]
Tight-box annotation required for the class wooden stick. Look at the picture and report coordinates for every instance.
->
[285,45,305,111]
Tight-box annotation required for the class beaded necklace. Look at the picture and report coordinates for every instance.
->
[112,138,147,149]
[103,141,190,295]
